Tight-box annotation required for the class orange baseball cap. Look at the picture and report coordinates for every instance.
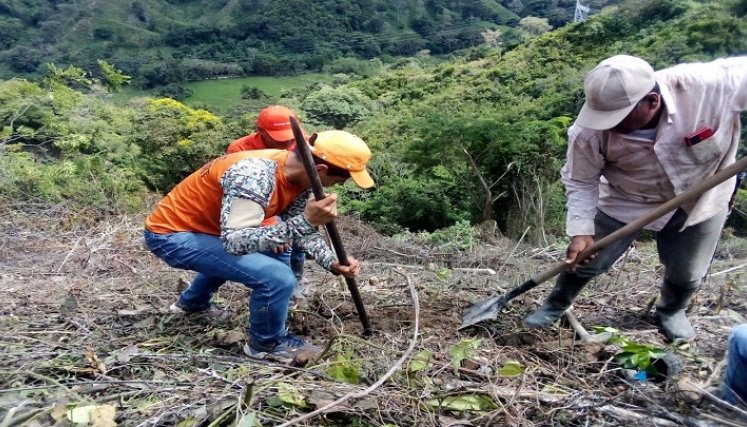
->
[256,105,301,141]
[310,130,375,189]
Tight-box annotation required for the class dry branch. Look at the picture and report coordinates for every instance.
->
[596,405,680,426]
[277,269,420,427]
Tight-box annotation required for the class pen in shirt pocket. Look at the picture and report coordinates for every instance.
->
[684,127,714,146]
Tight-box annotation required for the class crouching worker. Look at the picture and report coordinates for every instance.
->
[143,130,375,363]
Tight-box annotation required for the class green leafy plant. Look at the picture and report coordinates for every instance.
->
[326,353,362,384]
[426,394,496,412]
[434,268,452,281]
[447,338,481,374]
[408,350,433,373]
[420,219,479,251]
[275,383,307,408]
[614,343,669,375]
[498,360,524,377]
[594,326,670,375]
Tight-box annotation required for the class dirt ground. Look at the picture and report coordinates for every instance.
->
[1,207,746,426]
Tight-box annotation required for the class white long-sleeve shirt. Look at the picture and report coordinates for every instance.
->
[563,57,747,236]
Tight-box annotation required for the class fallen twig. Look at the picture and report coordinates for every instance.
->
[495,226,530,277]
[711,262,747,277]
[366,261,495,274]
[57,234,86,272]
[688,381,747,419]
[277,269,420,427]
[597,405,679,426]
[564,311,611,343]
[699,412,747,427]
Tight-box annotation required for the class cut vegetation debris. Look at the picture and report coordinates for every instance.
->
[1,208,746,426]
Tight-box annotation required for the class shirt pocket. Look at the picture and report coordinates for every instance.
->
[687,126,723,164]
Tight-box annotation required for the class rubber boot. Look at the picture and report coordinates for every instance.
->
[656,279,698,342]
[524,272,590,328]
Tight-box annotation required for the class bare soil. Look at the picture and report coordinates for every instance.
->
[1,208,746,426]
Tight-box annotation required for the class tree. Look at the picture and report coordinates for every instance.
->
[130,98,225,191]
[240,85,267,100]
[481,29,504,48]
[302,86,371,129]
[8,48,42,73]
[97,60,131,92]
[44,63,93,90]
[519,16,552,35]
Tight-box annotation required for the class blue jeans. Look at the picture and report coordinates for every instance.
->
[723,324,747,405]
[143,230,296,344]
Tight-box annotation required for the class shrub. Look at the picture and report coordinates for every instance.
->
[0,148,145,213]
[130,98,226,191]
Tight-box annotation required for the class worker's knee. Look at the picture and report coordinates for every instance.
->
[730,324,747,359]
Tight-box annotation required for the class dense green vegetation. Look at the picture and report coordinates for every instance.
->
[1,0,746,241]
[345,0,747,238]
[0,0,612,89]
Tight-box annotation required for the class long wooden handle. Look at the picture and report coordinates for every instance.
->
[290,117,372,336]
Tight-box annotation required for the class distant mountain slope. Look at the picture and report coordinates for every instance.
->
[346,0,747,234]
[0,0,614,85]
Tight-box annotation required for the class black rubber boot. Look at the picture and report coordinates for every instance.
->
[524,272,590,328]
[656,279,699,342]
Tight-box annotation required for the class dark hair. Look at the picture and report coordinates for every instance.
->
[314,156,351,177]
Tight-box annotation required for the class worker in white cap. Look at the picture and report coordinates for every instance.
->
[525,55,747,342]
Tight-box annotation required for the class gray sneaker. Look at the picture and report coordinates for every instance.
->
[169,301,231,321]
[243,334,321,364]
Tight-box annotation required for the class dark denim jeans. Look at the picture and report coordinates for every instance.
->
[144,230,296,344]
[571,207,727,288]
[723,324,747,405]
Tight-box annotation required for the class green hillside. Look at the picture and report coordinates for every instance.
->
[1,0,745,240]
[0,0,616,87]
[346,0,747,236]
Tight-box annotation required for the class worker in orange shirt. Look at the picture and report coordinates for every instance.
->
[227,106,309,283]
[144,130,375,362]
[227,105,302,153]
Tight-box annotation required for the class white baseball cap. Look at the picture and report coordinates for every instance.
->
[576,55,656,130]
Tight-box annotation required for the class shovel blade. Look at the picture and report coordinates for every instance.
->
[458,295,508,330]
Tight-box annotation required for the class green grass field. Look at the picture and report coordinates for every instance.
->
[184,74,332,112]
[113,73,332,113]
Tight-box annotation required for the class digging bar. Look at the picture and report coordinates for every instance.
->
[459,155,747,330]
[289,117,372,337]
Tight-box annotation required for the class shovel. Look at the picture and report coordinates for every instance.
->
[459,155,747,330]
[289,117,372,336]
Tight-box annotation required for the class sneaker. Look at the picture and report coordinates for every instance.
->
[243,334,321,364]
[169,301,231,321]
